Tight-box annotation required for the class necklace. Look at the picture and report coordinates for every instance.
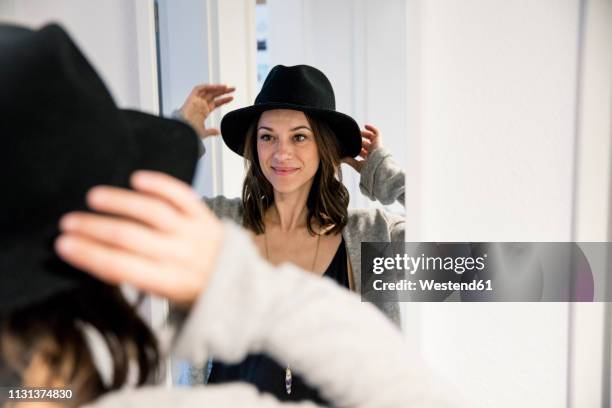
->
[263,229,321,395]
[263,229,321,270]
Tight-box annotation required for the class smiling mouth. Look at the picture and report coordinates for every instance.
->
[271,166,300,176]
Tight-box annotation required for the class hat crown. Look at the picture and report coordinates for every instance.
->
[0,24,134,234]
[255,65,336,110]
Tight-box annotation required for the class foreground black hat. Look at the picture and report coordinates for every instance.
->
[220,64,361,158]
[0,23,200,312]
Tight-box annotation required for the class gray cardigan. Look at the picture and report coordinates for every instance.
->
[202,147,405,325]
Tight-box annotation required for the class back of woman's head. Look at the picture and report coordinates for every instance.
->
[0,23,199,408]
[0,283,159,407]
[241,113,350,236]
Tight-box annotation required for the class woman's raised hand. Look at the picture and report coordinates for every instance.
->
[179,84,235,139]
[343,124,383,173]
[55,171,225,309]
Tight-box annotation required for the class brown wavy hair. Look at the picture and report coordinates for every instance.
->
[242,112,350,236]
[0,283,159,407]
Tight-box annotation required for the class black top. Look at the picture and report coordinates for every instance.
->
[207,238,349,405]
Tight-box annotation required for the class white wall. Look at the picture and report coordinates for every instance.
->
[417,0,577,242]
[412,0,577,406]
[407,0,610,407]
[0,0,158,113]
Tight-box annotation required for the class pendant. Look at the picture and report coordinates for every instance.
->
[285,366,292,395]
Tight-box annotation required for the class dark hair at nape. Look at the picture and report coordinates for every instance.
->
[241,112,349,236]
[0,282,159,407]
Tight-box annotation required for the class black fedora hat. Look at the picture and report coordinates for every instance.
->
[0,23,200,312]
[220,65,361,158]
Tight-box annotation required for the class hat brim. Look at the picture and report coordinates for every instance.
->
[0,238,99,313]
[123,109,200,184]
[220,102,362,158]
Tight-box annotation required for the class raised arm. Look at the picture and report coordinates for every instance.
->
[359,147,405,205]
[343,124,405,206]
[172,84,245,221]
[171,84,235,158]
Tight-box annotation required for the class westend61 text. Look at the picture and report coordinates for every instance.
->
[373,279,493,292]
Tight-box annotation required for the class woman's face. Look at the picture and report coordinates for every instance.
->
[256,109,320,195]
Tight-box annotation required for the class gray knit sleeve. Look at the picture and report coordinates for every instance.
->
[358,147,405,206]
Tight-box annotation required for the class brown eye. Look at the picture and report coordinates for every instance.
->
[259,134,273,142]
[294,134,307,142]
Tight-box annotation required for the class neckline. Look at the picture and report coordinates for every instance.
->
[322,237,346,277]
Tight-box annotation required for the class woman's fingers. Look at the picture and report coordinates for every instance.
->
[55,233,199,305]
[194,84,232,94]
[130,171,208,218]
[211,95,234,109]
[361,136,373,146]
[199,84,234,93]
[359,135,373,158]
[203,128,221,137]
[182,84,235,139]
[361,130,375,140]
[362,124,382,151]
[86,185,184,232]
[192,84,235,109]
[59,212,178,262]
[55,234,167,294]
[364,123,379,135]
[197,85,235,100]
